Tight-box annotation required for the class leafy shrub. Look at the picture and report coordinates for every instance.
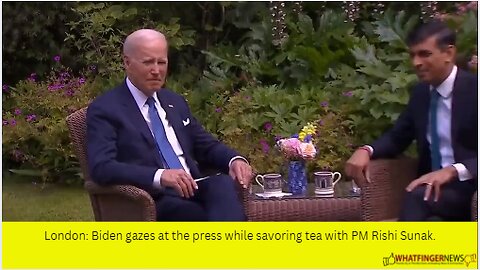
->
[2,2,77,85]
[194,85,356,177]
[2,59,99,184]
[65,2,196,77]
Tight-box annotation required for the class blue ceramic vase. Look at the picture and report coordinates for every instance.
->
[288,160,307,195]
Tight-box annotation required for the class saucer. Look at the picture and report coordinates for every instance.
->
[315,189,334,195]
[255,192,293,198]
[315,193,334,198]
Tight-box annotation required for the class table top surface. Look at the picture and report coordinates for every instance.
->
[250,181,361,200]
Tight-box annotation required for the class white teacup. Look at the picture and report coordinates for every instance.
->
[255,173,283,194]
[314,171,342,195]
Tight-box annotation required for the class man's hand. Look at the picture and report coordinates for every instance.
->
[161,169,197,198]
[345,149,371,188]
[406,166,458,202]
[229,159,253,189]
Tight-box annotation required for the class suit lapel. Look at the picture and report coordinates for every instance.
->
[451,70,468,145]
[417,84,430,149]
[156,90,201,177]
[156,90,189,150]
[119,83,164,167]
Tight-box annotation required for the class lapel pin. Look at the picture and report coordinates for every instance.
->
[168,104,174,108]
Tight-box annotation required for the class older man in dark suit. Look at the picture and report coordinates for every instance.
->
[345,20,477,221]
[86,29,253,221]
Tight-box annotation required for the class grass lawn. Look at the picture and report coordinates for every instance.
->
[3,174,94,221]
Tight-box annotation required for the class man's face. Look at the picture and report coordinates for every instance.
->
[409,35,454,85]
[123,38,168,96]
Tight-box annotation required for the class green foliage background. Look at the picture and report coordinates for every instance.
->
[2,2,477,184]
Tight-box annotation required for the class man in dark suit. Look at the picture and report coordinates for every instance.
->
[345,20,477,221]
[87,29,253,221]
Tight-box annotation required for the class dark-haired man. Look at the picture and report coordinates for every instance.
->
[345,20,477,221]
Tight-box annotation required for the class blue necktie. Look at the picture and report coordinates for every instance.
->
[429,89,442,170]
[146,97,183,169]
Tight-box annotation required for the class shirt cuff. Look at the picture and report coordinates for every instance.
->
[229,156,249,168]
[153,169,165,188]
[364,145,374,155]
[452,163,473,181]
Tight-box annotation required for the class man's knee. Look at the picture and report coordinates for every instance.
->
[405,186,427,201]
[156,197,208,221]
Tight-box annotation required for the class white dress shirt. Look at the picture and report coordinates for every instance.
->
[127,78,190,188]
[366,66,472,181]
[126,78,245,188]
[426,66,471,181]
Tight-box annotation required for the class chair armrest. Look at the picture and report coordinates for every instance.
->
[85,181,156,221]
[472,191,477,221]
[361,157,418,221]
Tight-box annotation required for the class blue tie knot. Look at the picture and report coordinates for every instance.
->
[146,97,156,107]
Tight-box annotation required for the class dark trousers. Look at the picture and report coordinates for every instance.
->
[399,180,477,221]
[155,174,246,221]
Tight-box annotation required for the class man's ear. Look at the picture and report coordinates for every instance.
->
[123,55,130,68]
[444,45,456,64]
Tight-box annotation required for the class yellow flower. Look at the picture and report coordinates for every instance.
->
[300,122,317,136]
[298,132,306,141]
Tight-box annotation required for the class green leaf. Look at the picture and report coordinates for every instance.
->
[297,14,314,36]
[9,169,43,177]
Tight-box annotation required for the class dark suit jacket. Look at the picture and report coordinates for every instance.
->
[371,69,477,179]
[86,81,239,193]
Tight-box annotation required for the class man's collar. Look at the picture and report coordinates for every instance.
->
[430,65,457,98]
[125,77,160,108]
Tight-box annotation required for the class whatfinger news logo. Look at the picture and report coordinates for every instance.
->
[383,252,477,267]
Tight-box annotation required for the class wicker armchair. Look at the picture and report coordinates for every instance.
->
[67,107,156,221]
[361,157,478,221]
[66,107,249,221]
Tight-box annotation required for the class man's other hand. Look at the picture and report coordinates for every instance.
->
[345,149,371,188]
[229,159,253,189]
[406,166,458,202]
[161,169,197,198]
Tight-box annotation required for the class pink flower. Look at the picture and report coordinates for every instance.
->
[468,55,477,71]
[65,89,75,97]
[14,108,22,115]
[259,139,270,154]
[264,122,273,132]
[300,142,316,159]
[342,91,353,97]
[53,55,61,62]
[26,114,37,122]
[467,1,477,10]
[277,138,302,159]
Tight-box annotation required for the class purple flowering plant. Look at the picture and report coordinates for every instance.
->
[3,57,97,183]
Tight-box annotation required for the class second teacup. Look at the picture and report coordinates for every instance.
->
[314,171,342,195]
[255,173,283,194]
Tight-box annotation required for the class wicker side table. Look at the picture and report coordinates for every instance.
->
[246,182,361,221]
[246,197,361,221]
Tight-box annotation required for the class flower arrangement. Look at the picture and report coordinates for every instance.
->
[276,122,317,160]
